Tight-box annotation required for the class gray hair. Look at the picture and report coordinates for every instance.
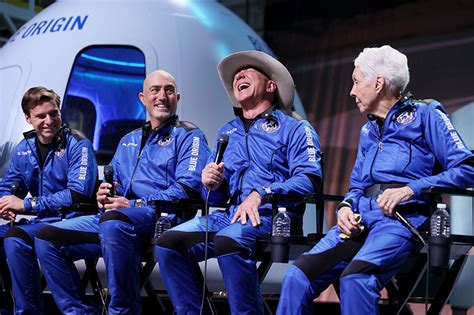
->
[354,45,410,95]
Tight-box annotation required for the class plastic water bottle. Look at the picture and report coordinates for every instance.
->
[430,203,451,238]
[271,207,291,262]
[153,213,171,243]
[272,207,291,237]
[429,203,451,268]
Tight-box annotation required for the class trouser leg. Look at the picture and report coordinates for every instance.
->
[4,223,47,315]
[276,226,366,315]
[0,224,12,314]
[213,215,273,315]
[155,245,204,314]
[217,251,263,315]
[35,215,101,314]
[338,218,414,315]
[99,207,155,315]
[155,211,229,315]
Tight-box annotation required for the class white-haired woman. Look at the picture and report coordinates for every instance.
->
[277,45,474,315]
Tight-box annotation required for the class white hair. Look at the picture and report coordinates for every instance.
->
[354,45,410,95]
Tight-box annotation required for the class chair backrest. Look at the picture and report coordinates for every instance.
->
[315,152,325,234]
[98,119,144,152]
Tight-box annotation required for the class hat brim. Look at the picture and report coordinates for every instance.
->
[217,50,295,110]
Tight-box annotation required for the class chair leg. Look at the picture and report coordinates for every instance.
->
[385,280,413,315]
[427,255,468,315]
[0,258,13,311]
[81,258,108,312]
[385,253,427,315]
[79,253,167,314]
[257,251,272,284]
[257,251,274,315]
[139,258,166,313]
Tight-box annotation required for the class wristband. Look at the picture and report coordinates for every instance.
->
[30,197,38,212]
[134,199,145,207]
[262,186,272,195]
[336,201,351,211]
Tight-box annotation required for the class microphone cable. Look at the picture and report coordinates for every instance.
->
[425,244,430,314]
[394,211,430,313]
[200,188,215,315]
[200,134,228,315]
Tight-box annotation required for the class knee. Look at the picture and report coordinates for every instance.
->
[156,230,186,252]
[293,253,328,282]
[4,227,33,251]
[281,265,310,292]
[214,235,245,257]
[339,260,380,290]
[99,210,133,225]
[340,260,380,278]
[35,225,61,244]
[99,210,134,236]
[284,264,305,281]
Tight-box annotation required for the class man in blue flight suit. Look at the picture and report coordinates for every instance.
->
[35,70,210,314]
[156,51,323,314]
[0,86,98,314]
[277,45,474,315]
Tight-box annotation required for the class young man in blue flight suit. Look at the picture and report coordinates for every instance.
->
[156,51,323,314]
[35,70,210,314]
[277,45,474,315]
[0,86,98,314]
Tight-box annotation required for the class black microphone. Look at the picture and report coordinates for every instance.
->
[214,134,229,164]
[10,182,20,197]
[103,165,115,197]
[10,182,20,227]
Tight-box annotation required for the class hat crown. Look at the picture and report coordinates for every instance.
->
[217,50,295,110]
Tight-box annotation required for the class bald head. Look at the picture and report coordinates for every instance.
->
[143,70,178,91]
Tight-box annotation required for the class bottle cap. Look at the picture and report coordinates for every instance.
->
[161,212,169,216]
[436,203,447,209]
[278,207,286,212]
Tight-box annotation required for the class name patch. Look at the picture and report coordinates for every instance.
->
[188,137,200,171]
[304,126,317,162]
[78,147,88,180]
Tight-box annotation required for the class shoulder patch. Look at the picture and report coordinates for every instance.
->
[260,117,281,133]
[176,120,199,132]
[395,108,417,125]
[158,135,174,146]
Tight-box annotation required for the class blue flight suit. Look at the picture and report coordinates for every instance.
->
[0,126,98,314]
[35,118,210,315]
[156,107,323,315]
[277,99,474,315]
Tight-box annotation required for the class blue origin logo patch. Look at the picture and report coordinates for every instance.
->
[396,109,417,125]
[55,148,65,158]
[261,119,280,133]
[158,135,173,146]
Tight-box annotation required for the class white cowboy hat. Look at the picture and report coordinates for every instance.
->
[217,50,295,110]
